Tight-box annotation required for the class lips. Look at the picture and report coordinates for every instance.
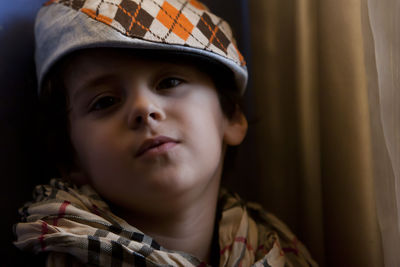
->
[135,136,179,157]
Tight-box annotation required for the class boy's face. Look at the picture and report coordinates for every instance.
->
[63,49,246,215]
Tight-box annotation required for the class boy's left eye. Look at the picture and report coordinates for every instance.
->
[156,77,184,91]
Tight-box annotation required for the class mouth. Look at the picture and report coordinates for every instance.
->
[135,136,179,157]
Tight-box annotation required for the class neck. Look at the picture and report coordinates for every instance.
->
[112,179,221,263]
[142,198,218,262]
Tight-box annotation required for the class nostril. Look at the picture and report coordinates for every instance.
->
[150,112,157,119]
[130,111,161,129]
[135,116,143,124]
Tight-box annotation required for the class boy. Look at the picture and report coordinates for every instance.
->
[14,0,317,266]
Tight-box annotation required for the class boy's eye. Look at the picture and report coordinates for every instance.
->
[90,96,120,112]
[156,77,184,91]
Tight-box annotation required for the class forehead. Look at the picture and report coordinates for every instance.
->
[63,48,217,73]
[61,48,214,87]
[64,48,183,76]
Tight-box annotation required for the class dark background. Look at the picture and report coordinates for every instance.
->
[0,1,254,265]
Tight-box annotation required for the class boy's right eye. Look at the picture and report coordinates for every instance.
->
[89,96,121,112]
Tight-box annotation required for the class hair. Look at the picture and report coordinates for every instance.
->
[38,48,245,177]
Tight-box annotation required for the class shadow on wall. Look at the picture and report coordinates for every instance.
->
[0,1,49,265]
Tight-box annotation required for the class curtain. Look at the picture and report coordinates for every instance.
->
[365,0,400,266]
[236,0,400,266]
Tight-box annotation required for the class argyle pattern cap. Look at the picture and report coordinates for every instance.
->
[35,0,248,94]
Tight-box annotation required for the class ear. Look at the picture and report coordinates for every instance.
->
[223,107,248,146]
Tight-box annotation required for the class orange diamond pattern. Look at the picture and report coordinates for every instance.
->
[156,1,194,41]
[51,0,246,66]
[189,0,207,10]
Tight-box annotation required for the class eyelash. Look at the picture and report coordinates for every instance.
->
[89,95,121,112]
[88,77,185,112]
[156,77,184,91]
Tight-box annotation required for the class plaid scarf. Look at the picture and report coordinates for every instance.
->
[14,179,317,267]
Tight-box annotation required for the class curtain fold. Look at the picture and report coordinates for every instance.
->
[247,0,385,266]
[294,0,324,264]
[318,0,382,266]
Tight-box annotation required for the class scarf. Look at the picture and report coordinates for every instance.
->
[14,179,317,267]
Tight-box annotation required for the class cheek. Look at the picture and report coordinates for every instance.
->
[181,89,226,132]
[69,120,121,170]
[179,98,227,156]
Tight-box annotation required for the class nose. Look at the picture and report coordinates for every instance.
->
[127,90,166,130]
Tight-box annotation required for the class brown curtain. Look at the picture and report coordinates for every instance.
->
[238,0,385,266]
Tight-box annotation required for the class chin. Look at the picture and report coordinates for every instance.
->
[149,174,195,193]
[146,169,209,196]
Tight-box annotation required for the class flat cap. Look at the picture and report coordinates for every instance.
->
[35,0,248,94]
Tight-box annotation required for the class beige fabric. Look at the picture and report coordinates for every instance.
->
[47,252,87,267]
[364,0,400,265]
[229,0,387,266]
[14,179,317,266]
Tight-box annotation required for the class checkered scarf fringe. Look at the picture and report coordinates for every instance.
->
[43,0,245,67]
[14,179,318,267]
